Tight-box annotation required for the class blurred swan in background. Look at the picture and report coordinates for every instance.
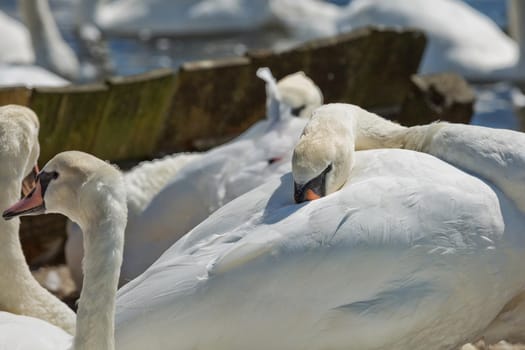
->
[1,151,127,349]
[272,0,525,81]
[0,0,79,87]
[79,0,276,37]
[336,0,525,81]
[0,105,75,335]
[113,104,517,350]
[65,68,323,287]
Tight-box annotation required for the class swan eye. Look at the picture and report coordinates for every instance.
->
[324,163,333,174]
[267,157,282,165]
[37,171,60,196]
[291,105,306,117]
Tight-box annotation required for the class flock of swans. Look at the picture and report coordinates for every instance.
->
[1,0,525,86]
[0,64,524,349]
[0,0,525,349]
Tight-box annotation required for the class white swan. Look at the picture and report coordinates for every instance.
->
[294,103,525,343]
[336,0,525,81]
[0,105,75,335]
[1,150,127,349]
[0,8,33,65]
[113,103,521,349]
[65,68,323,287]
[270,0,525,81]
[276,71,323,119]
[0,0,78,87]
[79,0,275,37]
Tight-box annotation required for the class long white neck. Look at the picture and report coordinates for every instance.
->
[352,109,525,214]
[0,175,76,334]
[74,207,125,350]
[18,0,78,79]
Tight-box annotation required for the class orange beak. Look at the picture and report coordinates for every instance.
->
[304,189,321,201]
[3,179,45,220]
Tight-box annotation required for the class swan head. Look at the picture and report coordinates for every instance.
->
[292,104,356,203]
[3,151,126,229]
[277,71,323,118]
[0,105,40,192]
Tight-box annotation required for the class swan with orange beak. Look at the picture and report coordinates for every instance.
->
[292,104,356,203]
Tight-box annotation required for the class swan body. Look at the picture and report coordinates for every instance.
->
[0,0,78,86]
[65,68,322,286]
[0,64,69,87]
[112,103,525,349]
[294,103,525,343]
[84,0,275,36]
[1,151,127,349]
[114,147,512,350]
[0,105,75,334]
[0,312,70,350]
[337,0,521,80]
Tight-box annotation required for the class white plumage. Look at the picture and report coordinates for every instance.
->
[0,105,75,335]
[0,151,127,349]
[113,104,525,349]
[65,68,323,286]
[0,0,78,87]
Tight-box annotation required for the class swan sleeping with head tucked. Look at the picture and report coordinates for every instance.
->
[112,104,525,349]
[293,103,525,343]
[66,68,323,287]
[0,105,75,335]
[1,151,127,349]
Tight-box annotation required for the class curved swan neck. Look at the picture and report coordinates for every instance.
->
[74,203,126,350]
[352,109,525,214]
[353,110,407,150]
[0,177,76,334]
[18,0,78,78]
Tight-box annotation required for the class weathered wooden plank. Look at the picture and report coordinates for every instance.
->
[0,86,32,106]
[29,84,108,163]
[20,214,67,268]
[248,27,426,109]
[29,87,66,162]
[58,84,110,156]
[158,57,253,152]
[92,68,176,160]
[157,28,426,153]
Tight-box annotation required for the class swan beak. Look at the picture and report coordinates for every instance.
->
[294,181,323,203]
[294,164,332,203]
[3,180,45,220]
[21,164,39,197]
